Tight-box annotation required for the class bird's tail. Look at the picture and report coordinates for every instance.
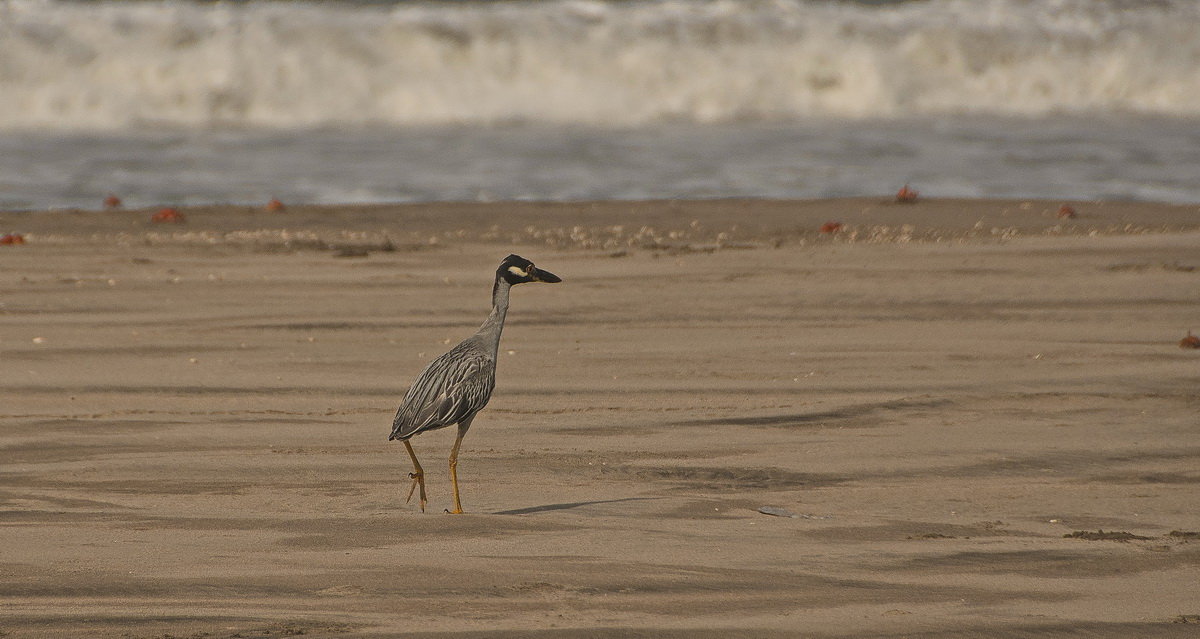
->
[388,413,412,441]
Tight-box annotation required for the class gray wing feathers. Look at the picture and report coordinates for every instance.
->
[390,342,495,440]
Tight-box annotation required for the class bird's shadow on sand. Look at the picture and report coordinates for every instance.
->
[493,497,659,516]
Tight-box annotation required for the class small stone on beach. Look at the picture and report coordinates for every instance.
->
[151,208,185,224]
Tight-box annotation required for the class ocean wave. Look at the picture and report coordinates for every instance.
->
[2,0,1199,130]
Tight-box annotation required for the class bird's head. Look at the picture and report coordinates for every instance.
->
[497,254,561,286]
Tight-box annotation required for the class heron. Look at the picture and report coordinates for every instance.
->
[388,254,561,513]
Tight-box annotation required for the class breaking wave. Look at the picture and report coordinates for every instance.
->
[2,0,1199,130]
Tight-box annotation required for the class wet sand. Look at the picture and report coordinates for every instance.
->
[2,198,1200,638]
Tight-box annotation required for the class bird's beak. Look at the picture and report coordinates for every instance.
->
[534,268,561,283]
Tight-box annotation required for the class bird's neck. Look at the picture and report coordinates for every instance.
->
[476,277,511,351]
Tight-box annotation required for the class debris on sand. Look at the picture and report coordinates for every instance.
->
[758,506,798,518]
[1064,529,1151,541]
[895,184,919,203]
[151,207,185,224]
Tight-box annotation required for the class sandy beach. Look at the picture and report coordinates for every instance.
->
[2,198,1199,638]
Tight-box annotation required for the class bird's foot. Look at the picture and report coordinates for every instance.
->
[406,471,427,512]
[444,507,464,515]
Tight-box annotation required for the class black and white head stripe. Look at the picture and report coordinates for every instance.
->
[497,254,537,284]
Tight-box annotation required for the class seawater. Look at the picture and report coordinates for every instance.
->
[1,0,1198,209]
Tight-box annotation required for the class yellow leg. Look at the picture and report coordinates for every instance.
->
[447,432,465,514]
[403,439,427,513]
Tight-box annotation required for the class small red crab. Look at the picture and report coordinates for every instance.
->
[265,198,286,213]
[1057,204,1076,219]
[819,221,843,233]
[896,184,919,203]
[103,194,122,209]
[151,207,185,224]
[0,233,25,245]
[1180,331,1200,349]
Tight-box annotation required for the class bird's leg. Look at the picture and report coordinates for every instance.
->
[403,439,427,512]
[447,431,466,514]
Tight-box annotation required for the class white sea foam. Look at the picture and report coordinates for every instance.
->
[1,0,1199,131]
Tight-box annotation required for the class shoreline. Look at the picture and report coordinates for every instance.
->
[3,198,1199,255]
